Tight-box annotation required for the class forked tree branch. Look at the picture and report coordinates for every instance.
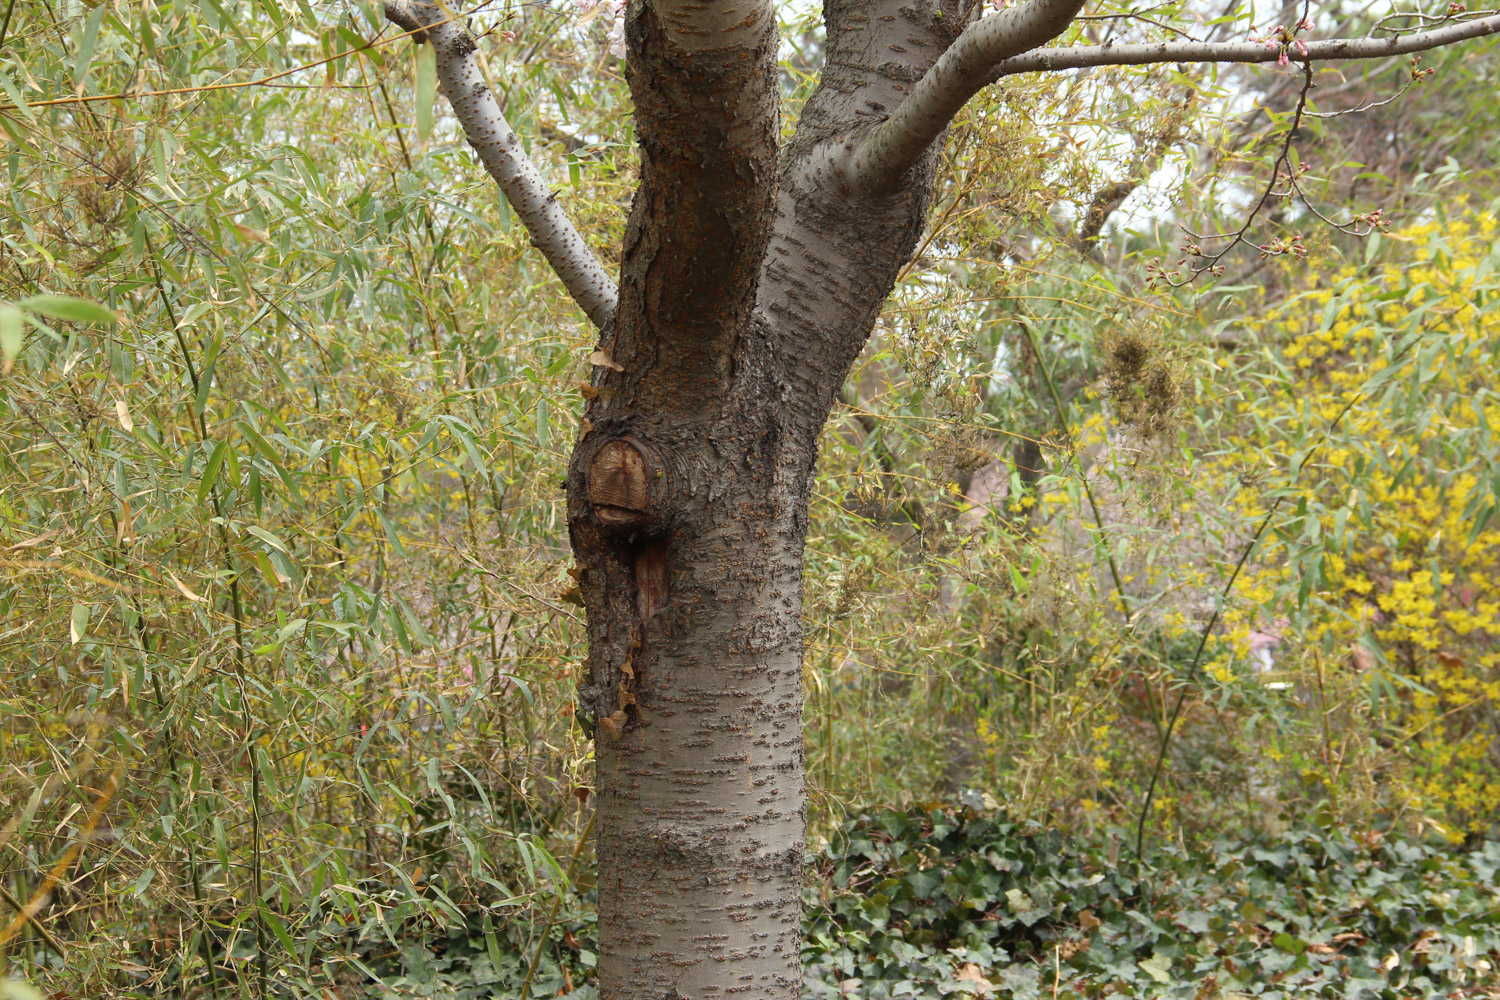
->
[988,11,1500,80]
[847,0,1087,195]
[383,0,617,331]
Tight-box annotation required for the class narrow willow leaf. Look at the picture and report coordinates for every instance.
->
[74,3,109,95]
[245,525,290,554]
[70,603,89,645]
[263,909,298,957]
[0,69,35,123]
[19,294,118,325]
[197,439,229,504]
[415,43,436,140]
[0,305,22,370]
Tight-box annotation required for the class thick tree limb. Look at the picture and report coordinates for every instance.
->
[988,12,1500,79]
[383,1,617,331]
[601,0,781,409]
[847,0,1087,195]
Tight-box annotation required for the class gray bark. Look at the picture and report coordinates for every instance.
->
[988,11,1500,80]
[383,1,1500,996]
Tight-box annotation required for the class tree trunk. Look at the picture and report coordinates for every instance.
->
[569,433,810,998]
[561,0,968,994]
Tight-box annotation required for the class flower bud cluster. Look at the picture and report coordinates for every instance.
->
[1256,235,1308,259]
[1249,19,1316,68]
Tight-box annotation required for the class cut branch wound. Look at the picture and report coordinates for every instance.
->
[586,436,666,531]
[582,437,670,739]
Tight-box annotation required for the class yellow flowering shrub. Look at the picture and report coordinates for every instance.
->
[1213,208,1500,838]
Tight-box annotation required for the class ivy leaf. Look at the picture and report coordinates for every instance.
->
[1138,951,1173,984]
[1174,909,1211,934]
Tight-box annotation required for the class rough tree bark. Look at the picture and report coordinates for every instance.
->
[382,1,1500,996]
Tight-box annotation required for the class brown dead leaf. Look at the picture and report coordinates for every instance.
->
[589,349,624,372]
[232,223,271,245]
[166,571,207,604]
[954,962,994,994]
[3,529,58,552]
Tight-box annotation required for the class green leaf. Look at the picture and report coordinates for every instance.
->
[74,3,109,94]
[0,305,22,365]
[0,69,36,123]
[18,294,118,325]
[130,866,156,897]
[70,603,89,645]
[197,439,229,504]
[379,511,406,557]
[1174,909,1211,934]
[263,909,299,957]
[1138,952,1173,984]
[245,525,290,554]
[415,43,436,140]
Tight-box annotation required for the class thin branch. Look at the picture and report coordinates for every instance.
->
[383,0,617,331]
[847,0,1087,195]
[0,22,424,113]
[1149,62,1317,287]
[989,11,1500,80]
